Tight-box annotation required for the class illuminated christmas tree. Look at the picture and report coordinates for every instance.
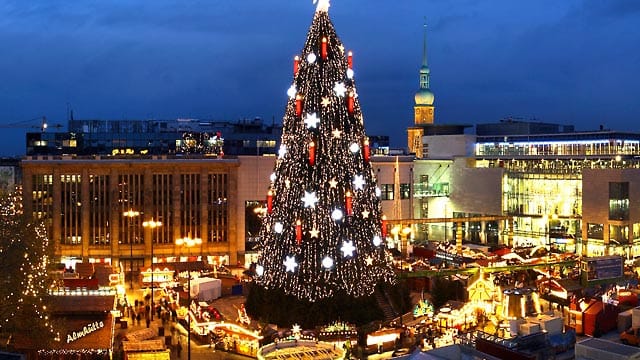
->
[0,192,57,349]
[247,0,395,326]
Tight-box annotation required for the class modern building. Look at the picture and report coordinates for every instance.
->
[402,23,640,260]
[26,117,282,157]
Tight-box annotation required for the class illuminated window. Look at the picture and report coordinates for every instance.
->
[381,184,394,200]
[587,223,604,240]
[609,182,629,220]
[400,183,411,199]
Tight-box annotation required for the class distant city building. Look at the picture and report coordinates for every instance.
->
[26,117,283,156]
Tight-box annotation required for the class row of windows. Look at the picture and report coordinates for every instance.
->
[379,183,411,201]
[32,172,229,246]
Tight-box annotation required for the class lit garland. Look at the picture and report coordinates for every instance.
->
[0,190,58,345]
[254,3,395,301]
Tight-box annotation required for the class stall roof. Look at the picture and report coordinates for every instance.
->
[122,339,165,352]
[49,294,115,314]
[57,314,114,350]
[125,328,156,342]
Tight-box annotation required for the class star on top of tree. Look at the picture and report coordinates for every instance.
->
[314,0,330,13]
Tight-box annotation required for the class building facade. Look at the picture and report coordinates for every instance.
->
[22,156,239,274]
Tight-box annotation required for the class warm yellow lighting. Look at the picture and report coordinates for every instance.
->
[176,236,202,248]
[143,218,162,229]
[123,209,140,218]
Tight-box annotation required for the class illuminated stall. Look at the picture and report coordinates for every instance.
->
[365,328,402,354]
[140,266,174,287]
[37,294,116,360]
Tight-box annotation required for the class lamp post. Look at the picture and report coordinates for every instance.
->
[176,235,202,360]
[123,209,140,290]
[143,218,162,321]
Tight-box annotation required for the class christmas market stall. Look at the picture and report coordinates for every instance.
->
[37,292,117,360]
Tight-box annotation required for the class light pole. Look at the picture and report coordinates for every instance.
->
[143,218,162,321]
[176,235,202,360]
[123,209,140,290]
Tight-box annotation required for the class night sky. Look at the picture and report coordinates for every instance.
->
[1,0,639,156]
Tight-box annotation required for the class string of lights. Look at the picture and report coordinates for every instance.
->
[0,190,57,345]
[254,4,395,302]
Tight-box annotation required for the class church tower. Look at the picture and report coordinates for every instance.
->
[408,20,435,158]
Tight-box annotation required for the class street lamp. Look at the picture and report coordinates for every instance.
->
[123,209,140,290]
[176,235,202,360]
[143,218,162,321]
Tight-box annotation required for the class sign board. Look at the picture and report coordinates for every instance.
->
[582,256,624,284]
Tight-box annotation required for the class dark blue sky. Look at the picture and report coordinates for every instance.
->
[1,0,640,156]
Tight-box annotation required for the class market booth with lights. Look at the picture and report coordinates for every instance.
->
[37,292,116,360]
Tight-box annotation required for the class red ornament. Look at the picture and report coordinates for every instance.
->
[321,37,328,60]
[381,215,388,238]
[309,141,316,166]
[345,191,353,216]
[347,51,353,68]
[363,138,370,163]
[296,220,302,245]
[267,190,273,214]
[347,92,354,113]
[293,55,300,76]
[295,94,303,116]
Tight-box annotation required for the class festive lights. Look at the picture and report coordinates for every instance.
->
[363,137,370,162]
[267,190,274,214]
[296,220,302,245]
[295,94,303,116]
[301,191,319,208]
[347,91,355,113]
[321,36,328,59]
[293,55,300,75]
[304,112,320,129]
[252,0,395,303]
[345,191,353,216]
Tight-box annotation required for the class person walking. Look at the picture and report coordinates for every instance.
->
[176,340,182,358]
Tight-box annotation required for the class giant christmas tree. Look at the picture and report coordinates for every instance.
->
[246,0,396,327]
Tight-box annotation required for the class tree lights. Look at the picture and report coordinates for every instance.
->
[253,0,395,303]
[0,194,57,345]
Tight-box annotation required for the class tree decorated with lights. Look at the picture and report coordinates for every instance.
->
[0,193,57,349]
[247,0,396,326]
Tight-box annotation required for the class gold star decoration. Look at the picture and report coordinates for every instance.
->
[285,179,291,188]
[329,178,338,188]
[332,129,342,138]
[338,44,345,54]
[321,97,331,107]
[361,210,370,218]
[309,228,319,238]
[365,256,374,266]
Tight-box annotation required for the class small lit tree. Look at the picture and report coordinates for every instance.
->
[0,193,57,349]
